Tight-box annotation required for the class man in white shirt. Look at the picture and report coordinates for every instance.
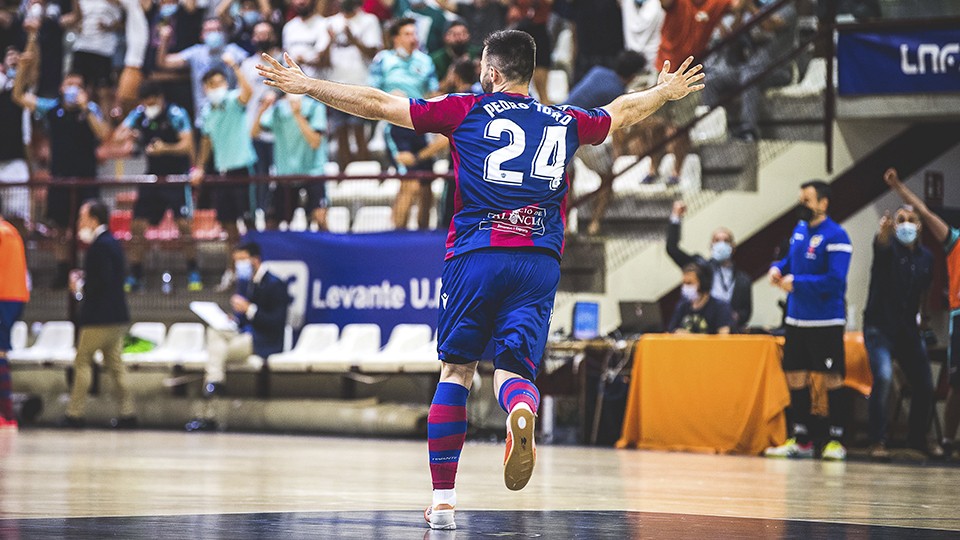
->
[281,0,329,78]
[621,0,664,70]
[72,0,123,107]
[320,0,381,166]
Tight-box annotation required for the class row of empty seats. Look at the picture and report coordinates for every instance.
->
[8,321,439,374]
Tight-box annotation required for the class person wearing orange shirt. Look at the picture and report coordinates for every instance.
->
[885,168,960,458]
[0,196,30,430]
[643,0,740,185]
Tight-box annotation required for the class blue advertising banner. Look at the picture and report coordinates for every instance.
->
[837,28,960,96]
[247,231,446,346]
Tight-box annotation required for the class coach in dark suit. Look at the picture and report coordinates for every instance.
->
[204,241,289,395]
[64,200,135,428]
[666,200,753,331]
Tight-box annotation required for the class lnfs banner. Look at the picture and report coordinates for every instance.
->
[247,231,445,345]
[837,28,960,96]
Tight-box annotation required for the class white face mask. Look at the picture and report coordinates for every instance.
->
[235,259,254,281]
[711,241,732,262]
[144,104,162,119]
[681,283,700,303]
[77,227,96,244]
[207,86,228,106]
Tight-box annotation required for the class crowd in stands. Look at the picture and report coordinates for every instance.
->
[0,0,853,290]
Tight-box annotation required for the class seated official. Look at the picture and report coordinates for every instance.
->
[668,263,734,335]
[204,241,289,394]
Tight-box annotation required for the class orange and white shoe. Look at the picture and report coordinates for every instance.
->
[424,503,456,530]
[503,405,536,491]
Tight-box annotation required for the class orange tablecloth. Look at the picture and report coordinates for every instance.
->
[616,333,873,455]
[616,335,790,455]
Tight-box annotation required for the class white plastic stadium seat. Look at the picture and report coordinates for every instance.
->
[267,323,339,372]
[128,322,207,368]
[326,207,351,233]
[357,324,437,373]
[8,321,75,365]
[690,105,727,145]
[10,321,27,351]
[352,206,394,233]
[272,323,380,372]
[768,57,826,98]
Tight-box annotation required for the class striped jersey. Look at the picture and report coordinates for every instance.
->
[409,92,611,260]
[772,216,852,326]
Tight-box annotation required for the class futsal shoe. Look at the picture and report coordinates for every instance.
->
[821,440,847,461]
[763,438,814,459]
[504,404,537,491]
[424,503,456,530]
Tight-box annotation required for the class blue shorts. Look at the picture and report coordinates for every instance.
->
[0,301,25,352]
[438,249,560,380]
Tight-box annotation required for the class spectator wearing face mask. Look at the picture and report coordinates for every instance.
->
[863,202,940,460]
[13,31,110,288]
[113,82,200,293]
[191,61,257,290]
[668,262,733,334]
[156,16,249,116]
[430,21,480,84]
[215,0,268,54]
[667,200,752,331]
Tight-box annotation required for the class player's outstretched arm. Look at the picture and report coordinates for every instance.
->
[602,56,705,132]
[257,52,414,130]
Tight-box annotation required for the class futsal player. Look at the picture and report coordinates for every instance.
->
[257,30,704,530]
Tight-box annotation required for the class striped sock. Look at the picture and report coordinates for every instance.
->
[498,377,540,415]
[428,382,469,491]
[0,355,12,420]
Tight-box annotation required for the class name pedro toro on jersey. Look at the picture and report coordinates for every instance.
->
[481,99,574,126]
[480,206,547,237]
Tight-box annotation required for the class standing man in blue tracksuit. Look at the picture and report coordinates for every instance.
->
[764,180,852,461]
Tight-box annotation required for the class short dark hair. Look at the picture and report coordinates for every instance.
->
[446,20,467,33]
[64,71,86,85]
[138,81,164,100]
[389,17,416,39]
[801,180,831,201]
[83,199,110,226]
[483,30,535,84]
[451,58,477,85]
[235,241,262,259]
[683,262,714,295]
[202,68,227,85]
[614,50,646,80]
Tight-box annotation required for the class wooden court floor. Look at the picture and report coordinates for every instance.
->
[2,429,959,538]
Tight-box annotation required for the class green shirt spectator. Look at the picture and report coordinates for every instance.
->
[257,96,328,176]
[200,88,257,173]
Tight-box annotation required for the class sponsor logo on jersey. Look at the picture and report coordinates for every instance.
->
[479,206,547,237]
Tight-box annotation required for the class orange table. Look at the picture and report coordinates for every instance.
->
[616,335,790,455]
[615,333,873,455]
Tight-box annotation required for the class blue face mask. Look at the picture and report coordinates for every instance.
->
[895,222,918,246]
[711,241,733,262]
[241,10,261,26]
[235,259,253,281]
[204,31,225,49]
[63,84,80,105]
[159,3,178,18]
[5,68,15,82]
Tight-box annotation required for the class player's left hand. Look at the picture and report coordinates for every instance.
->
[779,274,794,293]
[258,52,312,95]
[657,56,705,101]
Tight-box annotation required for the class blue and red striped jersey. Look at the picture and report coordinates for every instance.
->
[409,92,611,260]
